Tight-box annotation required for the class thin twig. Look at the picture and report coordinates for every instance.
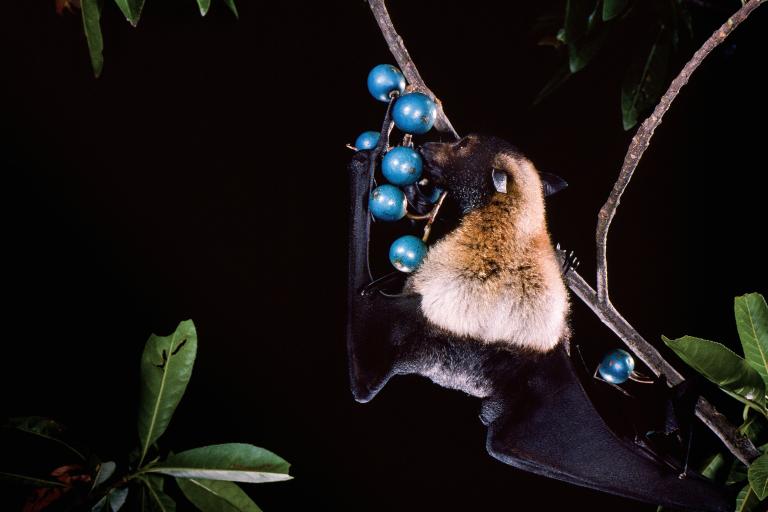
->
[367,0,460,139]
[596,0,765,304]
[422,191,447,242]
[366,0,764,464]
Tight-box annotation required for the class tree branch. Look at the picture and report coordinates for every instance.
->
[595,0,765,304]
[367,0,459,139]
[566,268,760,464]
[366,0,763,465]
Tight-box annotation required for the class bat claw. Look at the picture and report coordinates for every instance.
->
[556,245,580,274]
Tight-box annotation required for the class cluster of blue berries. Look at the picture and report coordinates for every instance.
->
[353,64,441,273]
[358,69,642,385]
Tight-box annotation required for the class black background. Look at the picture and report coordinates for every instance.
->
[1,1,766,511]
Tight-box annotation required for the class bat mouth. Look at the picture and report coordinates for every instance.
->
[418,144,446,185]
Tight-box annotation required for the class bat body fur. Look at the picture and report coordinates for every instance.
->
[408,135,569,353]
[344,136,731,511]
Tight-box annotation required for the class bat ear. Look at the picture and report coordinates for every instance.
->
[491,168,507,193]
[541,172,568,197]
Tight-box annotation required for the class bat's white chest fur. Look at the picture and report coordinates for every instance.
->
[407,151,569,353]
[410,236,569,352]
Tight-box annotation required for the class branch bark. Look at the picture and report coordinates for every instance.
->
[566,269,761,464]
[367,0,459,139]
[595,0,765,304]
[366,0,764,465]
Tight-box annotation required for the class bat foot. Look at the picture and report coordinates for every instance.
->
[555,243,580,274]
[485,345,732,512]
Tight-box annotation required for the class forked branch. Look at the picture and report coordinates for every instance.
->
[366,0,763,464]
[595,0,765,304]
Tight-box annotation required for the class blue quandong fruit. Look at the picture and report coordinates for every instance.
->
[367,64,406,102]
[389,234,427,272]
[392,92,437,134]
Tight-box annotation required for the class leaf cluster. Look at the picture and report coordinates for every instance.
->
[663,293,768,511]
[77,0,238,77]
[534,0,693,130]
[1,320,290,512]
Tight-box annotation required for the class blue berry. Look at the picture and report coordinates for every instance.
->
[598,349,635,384]
[369,184,407,222]
[392,92,437,134]
[355,131,380,151]
[382,146,423,186]
[367,64,406,102]
[389,235,427,273]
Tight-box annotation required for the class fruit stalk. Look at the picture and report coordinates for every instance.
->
[367,0,459,139]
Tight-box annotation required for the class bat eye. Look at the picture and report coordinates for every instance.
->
[453,138,471,150]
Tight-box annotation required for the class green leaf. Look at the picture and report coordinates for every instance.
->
[602,0,629,21]
[92,486,129,512]
[662,335,766,412]
[749,453,768,500]
[177,478,263,512]
[197,0,212,16]
[138,476,176,512]
[223,0,239,18]
[566,0,605,73]
[137,320,198,467]
[0,471,67,488]
[739,409,766,441]
[568,32,607,73]
[564,0,597,43]
[736,293,768,390]
[91,461,117,493]
[729,460,749,485]
[3,416,85,460]
[147,443,291,483]
[113,0,146,27]
[81,0,104,78]
[621,25,671,130]
[111,487,130,512]
[736,482,762,512]
[700,452,726,481]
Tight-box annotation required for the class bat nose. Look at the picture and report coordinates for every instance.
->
[419,142,440,161]
[418,143,440,180]
[418,146,445,185]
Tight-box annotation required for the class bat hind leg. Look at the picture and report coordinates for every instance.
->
[485,344,732,512]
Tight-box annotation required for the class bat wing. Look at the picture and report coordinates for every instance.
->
[347,151,731,511]
[483,345,732,511]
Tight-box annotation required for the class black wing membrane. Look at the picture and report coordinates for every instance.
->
[346,152,731,511]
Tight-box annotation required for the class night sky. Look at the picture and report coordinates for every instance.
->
[1,1,766,511]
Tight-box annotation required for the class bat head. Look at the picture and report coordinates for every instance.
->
[420,134,567,215]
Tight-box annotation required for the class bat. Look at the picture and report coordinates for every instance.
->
[345,134,732,511]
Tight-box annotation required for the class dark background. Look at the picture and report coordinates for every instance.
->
[1,1,765,510]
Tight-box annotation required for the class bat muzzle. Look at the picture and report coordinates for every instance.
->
[418,143,447,185]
